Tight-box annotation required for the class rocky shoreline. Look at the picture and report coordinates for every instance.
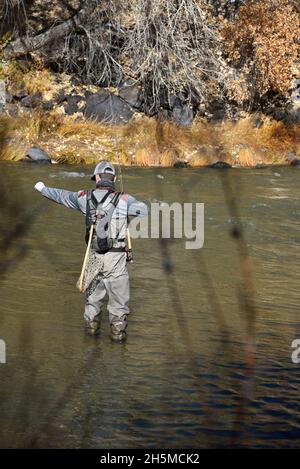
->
[1,66,300,168]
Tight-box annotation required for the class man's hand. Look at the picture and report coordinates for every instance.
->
[34,182,45,192]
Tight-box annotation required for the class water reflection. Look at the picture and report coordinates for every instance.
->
[0,163,300,448]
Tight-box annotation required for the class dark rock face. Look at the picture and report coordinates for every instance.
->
[290,158,300,166]
[55,88,67,105]
[13,90,28,100]
[21,92,42,108]
[25,147,51,163]
[84,92,134,125]
[42,101,54,111]
[208,161,232,169]
[118,78,142,109]
[64,95,84,115]
[172,102,194,127]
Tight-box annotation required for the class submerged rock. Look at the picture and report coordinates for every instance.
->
[208,161,232,169]
[174,160,189,168]
[84,91,134,125]
[24,147,51,163]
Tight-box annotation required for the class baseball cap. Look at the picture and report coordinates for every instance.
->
[91,161,116,180]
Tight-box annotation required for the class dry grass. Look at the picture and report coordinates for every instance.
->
[0,144,25,161]
[218,115,300,152]
[3,60,298,167]
[2,61,56,96]
[22,68,55,95]
[1,109,300,166]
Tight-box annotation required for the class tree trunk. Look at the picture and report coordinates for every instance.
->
[3,6,88,59]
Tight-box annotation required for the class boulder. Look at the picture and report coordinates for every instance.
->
[118,78,142,109]
[42,100,54,111]
[6,103,19,116]
[24,147,51,163]
[174,160,190,168]
[13,90,28,100]
[21,92,42,108]
[208,161,232,169]
[55,88,67,105]
[64,95,85,115]
[287,79,300,123]
[84,91,134,125]
[172,102,194,127]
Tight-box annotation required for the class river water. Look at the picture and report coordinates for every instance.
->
[0,162,300,448]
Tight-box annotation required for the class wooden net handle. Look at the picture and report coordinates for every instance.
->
[78,224,94,293]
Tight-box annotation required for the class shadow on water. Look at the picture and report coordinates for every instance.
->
[1,161,300,448]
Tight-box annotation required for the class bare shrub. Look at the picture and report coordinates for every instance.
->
[222,0,300,107]
[2,1,225,113]
[121,0,224,112]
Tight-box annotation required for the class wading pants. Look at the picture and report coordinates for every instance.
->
[84,251,129,332]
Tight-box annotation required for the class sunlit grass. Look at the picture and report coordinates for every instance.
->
[1,110,299,166]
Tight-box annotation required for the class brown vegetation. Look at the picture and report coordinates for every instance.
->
[1,110,300,167]
[222,0,300,105]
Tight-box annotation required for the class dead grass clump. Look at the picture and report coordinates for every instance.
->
[134,145,161,166]
[159,149,179,166]
[57,119,111,139]
[0,143,24,161]
[219,114,300,153]
[22,68,55,95]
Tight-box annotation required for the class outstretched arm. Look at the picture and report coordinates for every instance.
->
[127,195,148,217]
[34,182,86,214]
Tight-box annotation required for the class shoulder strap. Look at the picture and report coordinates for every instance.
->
[91,189,113,207]
[86,189,114,225]
[86,190,123,229]
[110,191,122,208]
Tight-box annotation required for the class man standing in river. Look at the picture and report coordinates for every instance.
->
[34,161,148,342]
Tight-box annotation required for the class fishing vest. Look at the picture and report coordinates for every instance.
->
[85,189,124,254]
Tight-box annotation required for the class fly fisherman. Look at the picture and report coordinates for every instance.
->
[34,161,148,342]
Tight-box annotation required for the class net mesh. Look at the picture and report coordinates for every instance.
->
[76,248,103,293]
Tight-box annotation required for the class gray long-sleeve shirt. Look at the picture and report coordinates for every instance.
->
[40,185,148,245]
[41,186,148,217]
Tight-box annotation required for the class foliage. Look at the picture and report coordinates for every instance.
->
[222,0,300,106]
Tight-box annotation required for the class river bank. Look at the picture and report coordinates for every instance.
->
[1,110,300,168]
[1,62,300,168]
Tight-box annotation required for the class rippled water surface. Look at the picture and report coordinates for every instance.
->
[1,163,300,448]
